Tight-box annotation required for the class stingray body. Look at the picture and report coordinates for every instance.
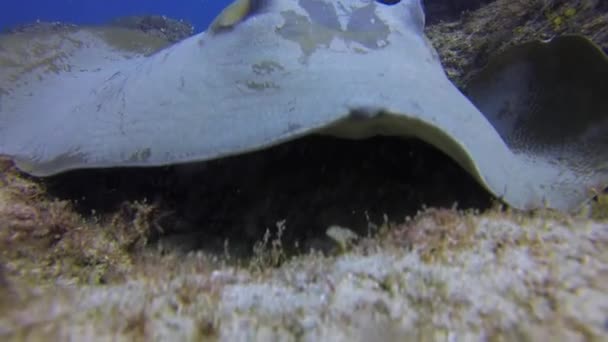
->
[0,0,607,211]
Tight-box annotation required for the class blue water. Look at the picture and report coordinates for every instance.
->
[1,0,233,33]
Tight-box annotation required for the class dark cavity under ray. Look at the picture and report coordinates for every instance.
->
[42,135,493,257]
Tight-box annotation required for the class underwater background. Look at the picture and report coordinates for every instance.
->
[1,0,231,32]
[0,0,607,340]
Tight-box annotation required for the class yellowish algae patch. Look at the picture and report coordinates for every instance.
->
[209,0,251,32]
[0,160,157,289]
[590,191,608,220]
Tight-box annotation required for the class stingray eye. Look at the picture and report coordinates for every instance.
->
[376,0,401,5]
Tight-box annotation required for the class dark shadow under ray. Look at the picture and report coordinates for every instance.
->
[42,135,493,257]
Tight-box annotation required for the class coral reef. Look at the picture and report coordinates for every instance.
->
[426,0,608,87]
[425,0,493,24]
[4,15,194,43]
[109,15,194,43]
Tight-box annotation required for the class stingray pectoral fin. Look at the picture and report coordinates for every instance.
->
[319,111,543,211]
[466,35,608,212]
[0,25,176,176]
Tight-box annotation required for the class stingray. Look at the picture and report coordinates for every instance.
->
[0,0,606,212]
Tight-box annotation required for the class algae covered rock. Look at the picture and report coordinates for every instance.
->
[109,15,194,42]
[425,0,608,86]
